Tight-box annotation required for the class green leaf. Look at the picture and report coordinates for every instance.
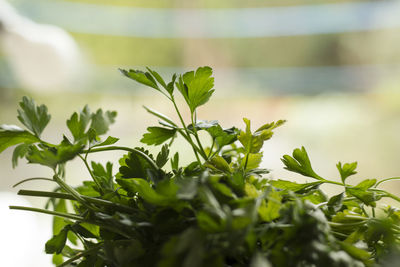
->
[196,210,224,232]
[166,73,177,95]
[238,119,284,154]
[171,152,179,171]
[238,118,263,153]
[176,66,215,113]
[116,178,177,206]
[346,187,376,207]
[337,162,358,183]
[17,96,51,137]
[327,192,344,213]
[269,179,323,193]
[146,67,167,89]
[120,68,159,90]
[339,241,372,265]
[26,140,84,169]
[354,179,376,190]
[143,106,178,128]
[90,109,117,136]
[11,143,30,168]
[156,144,170,168]
[259,189,282,222]
[141,127,177,146]
[118,150,153,179]
[206,155,231,173]
[91,136,119,148]
[66,105,91,142]
[191,120,239,149]
[91,161,114,192]
[281,146,323,180]
[241,153,263,170]
[45,226,69,254]
[0,124,39,153]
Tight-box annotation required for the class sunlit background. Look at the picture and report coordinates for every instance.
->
[1,0,400,265]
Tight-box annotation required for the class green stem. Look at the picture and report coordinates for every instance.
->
[78,154,102,192]
[329,221,366,228]
[375,177,400,188]
[9,206,84,221]
[56,243,104,267]
[17,189,135,213]
[13,177,55,188]
[208,138,215,158]
[171,97,204,164]
[82,146,159,170]
[53,174,97,211]
[191,111,208,159]
[371,189,400,203]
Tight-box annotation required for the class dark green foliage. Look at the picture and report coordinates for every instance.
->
[2,67,400,267]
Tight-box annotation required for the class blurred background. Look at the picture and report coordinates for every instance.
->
[1,0,400,265]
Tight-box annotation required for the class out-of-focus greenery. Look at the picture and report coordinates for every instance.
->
[63,0,370,8]
[73,30,400,68]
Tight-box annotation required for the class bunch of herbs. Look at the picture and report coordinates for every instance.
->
[1,67,400,266]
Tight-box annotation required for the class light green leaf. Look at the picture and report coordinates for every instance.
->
[116,178,176,206]
[0,124,39,153]
[141,127,177,146]
[17,96,51,137]
[156,144,170,168]
[241,153,263,170]
[346,187,376,207]
[269,179,323,193]
[45,226,69,254]
[176,66,215,113]
[66,105,91,142]
[327,192,344,213]
[354,179,376,190]
[337,162,358,183]
[281,147,323,180]
[146,67,167,89]
[259,189,282,222]
[26,140,84,169]
[90,109,117,136]
[120,69,159,90]
[91,136,119,148]
[206,155,231,173]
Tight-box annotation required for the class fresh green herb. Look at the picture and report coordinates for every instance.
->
[1,67,400,266]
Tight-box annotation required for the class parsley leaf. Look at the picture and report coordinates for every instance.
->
[0,124,39,153]
[141,127,177,146]
[17,96,51,138]
[281,146,324,180]
[176,66,215,113]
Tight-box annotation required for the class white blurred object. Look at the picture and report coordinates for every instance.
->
[0,0,83,91]
[0,192,52,266]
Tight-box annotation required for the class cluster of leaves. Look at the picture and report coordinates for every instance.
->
[1,67,400,267]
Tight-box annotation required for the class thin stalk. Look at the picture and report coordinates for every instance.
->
[82,146,159,170]
[13,177,55,188]
[371,188,400,203]
[375,177,400,188]
[10,206,84,221]
[190,111,208,159]
[208,138,215,158]
[78,154,102,191]
[17,189,135,213]
[171,97,204,164]
[329,221,366,228]
[53,175,86,204]
[57,243,103,267]
[10,205,132,238]
[331,231,349,239]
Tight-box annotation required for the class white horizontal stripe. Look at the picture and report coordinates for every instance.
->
[11,0,400,38]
